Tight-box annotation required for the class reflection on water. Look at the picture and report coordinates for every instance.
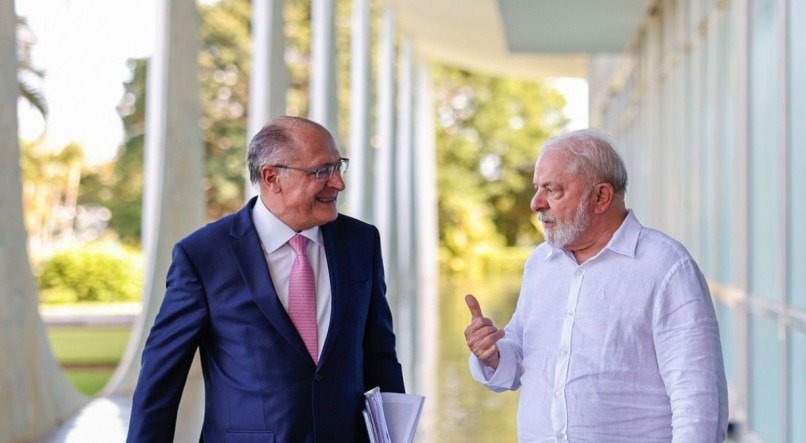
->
[436,272,523,442]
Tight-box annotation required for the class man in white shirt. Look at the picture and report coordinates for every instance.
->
[464,129,728,442]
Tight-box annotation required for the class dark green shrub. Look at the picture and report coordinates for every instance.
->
[37,243,143,303]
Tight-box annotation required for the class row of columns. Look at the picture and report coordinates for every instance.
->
[0,0,438,441]
[241,0,439,406]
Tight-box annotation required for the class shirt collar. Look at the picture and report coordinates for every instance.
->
[604,210,641,258]
[252,198,322,254]
[542,209,641,261]
[544,245,562,260]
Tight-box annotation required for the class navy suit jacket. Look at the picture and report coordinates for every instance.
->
[127,197,405,442]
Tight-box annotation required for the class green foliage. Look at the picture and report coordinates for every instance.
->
[433,65,568,274]
[78,0,330,241]
[437,273,521,441]
[197,0,324,218]
[199,0,253,217]
[37,243,143,303]
[74,0,568,284]
[21,141,88,251]
[440,243,533,277]
[79,59,147,244]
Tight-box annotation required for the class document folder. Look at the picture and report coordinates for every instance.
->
[363,387,425,443]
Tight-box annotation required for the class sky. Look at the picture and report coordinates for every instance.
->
[15,0,155,165]
[548,77,588,130]
[14,0,586,166]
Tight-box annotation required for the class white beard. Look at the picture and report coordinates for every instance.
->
[539,193,592,249]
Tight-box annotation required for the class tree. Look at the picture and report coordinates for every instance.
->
[78,59,146,244]
[433,65,568,254]
[78,0,571,263]
[16,15,47,122]
[82,0,321,240]
[198,0,253,218]
[20,141,85,256]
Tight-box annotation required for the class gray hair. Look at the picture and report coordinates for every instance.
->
[247,116,329,185]
[541,128,628,195]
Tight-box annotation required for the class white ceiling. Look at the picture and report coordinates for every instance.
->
[385,0,652,79]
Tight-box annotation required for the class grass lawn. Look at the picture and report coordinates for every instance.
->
[47,326,131,396]
[63,369,117,397]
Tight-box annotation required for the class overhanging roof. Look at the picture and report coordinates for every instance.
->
[385,0,652,79]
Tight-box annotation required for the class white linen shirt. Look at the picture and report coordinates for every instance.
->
[470,211,728,442]
[252,199,332,356]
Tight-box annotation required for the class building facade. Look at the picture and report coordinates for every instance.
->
[590,0,806,440]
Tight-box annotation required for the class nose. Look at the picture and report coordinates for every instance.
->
[530,189,547,213]
[327,170,346,191]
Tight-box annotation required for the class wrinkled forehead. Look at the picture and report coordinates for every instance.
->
[534,149,575,180]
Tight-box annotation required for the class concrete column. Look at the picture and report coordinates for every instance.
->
[106,1,206,441]
[346,0,372,219]
[394,37,415,389]
[246,0,287,199]
[373,7,396,276]
[413,59,438,440]
[0,2,84,441]
[310,0,339,136]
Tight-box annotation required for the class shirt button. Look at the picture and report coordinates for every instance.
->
[315,373,324,381]
[555,389,563,397]
[566,310,575,317]
[559,349,569,357]
[557,431,566,440]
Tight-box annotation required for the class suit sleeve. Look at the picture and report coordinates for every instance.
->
[362,227,405,393]
[127,243,209,443]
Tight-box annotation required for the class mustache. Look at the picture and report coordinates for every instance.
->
[537,212,557,223]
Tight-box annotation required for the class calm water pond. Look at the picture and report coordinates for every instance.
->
[434,272,523,442]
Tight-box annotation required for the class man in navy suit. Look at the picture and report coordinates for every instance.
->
[127,116,405,442]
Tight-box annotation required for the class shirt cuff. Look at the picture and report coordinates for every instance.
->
[468,340,518,390]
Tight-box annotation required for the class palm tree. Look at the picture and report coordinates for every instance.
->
[16,15,47,121]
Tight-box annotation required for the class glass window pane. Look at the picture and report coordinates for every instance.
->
[751,314,782,442]
[749,0,781,300]
[684,45,700,256]
[790,0,806,310]
[700,17,720,278]
[718,9,738,285]
[791,328,806,442]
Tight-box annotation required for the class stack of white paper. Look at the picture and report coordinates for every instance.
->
[363,387,425,443]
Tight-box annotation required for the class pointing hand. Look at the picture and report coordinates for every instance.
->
[463,294,504,369]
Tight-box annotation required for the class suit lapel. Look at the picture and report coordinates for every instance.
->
[319,220,345,366]
[230,197,311,363]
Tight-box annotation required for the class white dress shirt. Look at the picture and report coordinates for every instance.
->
[470,211,728,442]
[252,200,332,355]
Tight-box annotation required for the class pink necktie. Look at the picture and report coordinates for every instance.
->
[288,234,318,363]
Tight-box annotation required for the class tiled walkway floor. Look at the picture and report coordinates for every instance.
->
[38,396,131,443]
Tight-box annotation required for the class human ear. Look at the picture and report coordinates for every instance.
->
[261,165,283,194]
[593,183,614,214]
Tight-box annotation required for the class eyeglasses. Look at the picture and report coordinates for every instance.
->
[273,157,350,182]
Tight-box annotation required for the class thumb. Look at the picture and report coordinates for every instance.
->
[465,294,484,320]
